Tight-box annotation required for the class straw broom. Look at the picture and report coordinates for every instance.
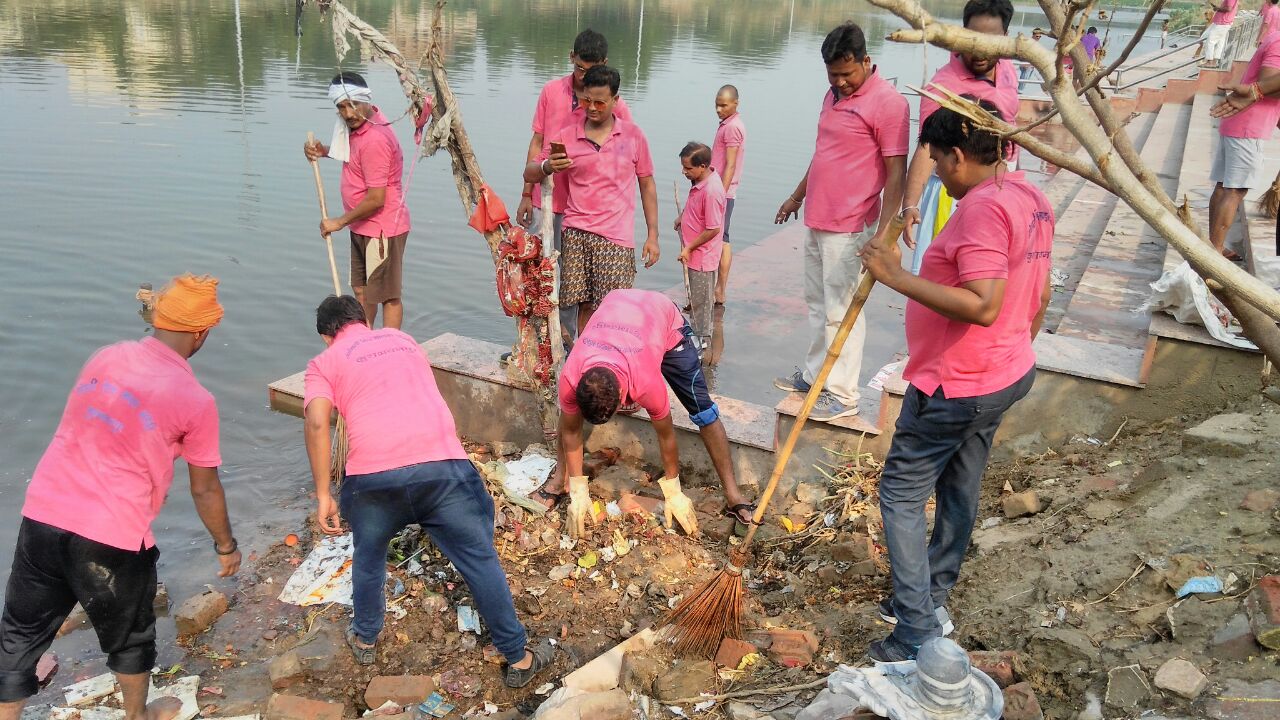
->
[306,131,350,485]
[1260,169,1280,220]
[659,214,905,658]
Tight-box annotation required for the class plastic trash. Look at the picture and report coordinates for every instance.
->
[278,533,354,606]
[1176,576,1223,598]
[457,606,481,633]
[418,693,455,718]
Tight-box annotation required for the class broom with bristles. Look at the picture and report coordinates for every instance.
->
[306,131,350,485]
[1260,169,1280,221]
[660,213,906,658]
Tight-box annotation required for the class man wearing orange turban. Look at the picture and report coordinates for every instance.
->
[0,274,239,720]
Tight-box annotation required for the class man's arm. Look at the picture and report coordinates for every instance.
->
[650,414,682,480]
[860,232,1008,326]
[303,398,342,534]
[875,154,908,239]
[321,186,385,236]
[638,175,661,268]
[720,146,740,191]
[557,410,586,483]
[516,132,546,227]
[901,145,936,247]
[775,166,810,223]
[678,227,720,264]
[1030,269,1053,339]
[188,464,240,577]
[1211,67,1280,117]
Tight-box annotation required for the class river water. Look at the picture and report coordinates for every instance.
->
[0,0,1162,616]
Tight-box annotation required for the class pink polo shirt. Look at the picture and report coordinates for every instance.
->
[531,74,632,212]
[904,172,1054,399]
[341,108,411,239]
[1213,0,1238,25]
[559,289,685,421]
[1220,33,1280,139]
[304,324,467,476]
[680,171,727,272]
[805,70,910,234]
[23,338,221,551]
[920,55,1021,161]
[551,115,655,248]
[1263,4,1280,39]
[711,113,746,199]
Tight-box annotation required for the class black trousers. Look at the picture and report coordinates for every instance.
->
[0,519,159,701]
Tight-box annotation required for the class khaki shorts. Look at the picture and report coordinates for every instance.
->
[560,227,636,308]
[350,231,407,305]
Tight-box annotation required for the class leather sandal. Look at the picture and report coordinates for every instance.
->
[346,627,376,666]
[722,503,759,526]
[531,484,568,511]
[504,639,555,688]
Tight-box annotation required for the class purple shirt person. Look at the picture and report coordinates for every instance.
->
[1082,27,1101,60]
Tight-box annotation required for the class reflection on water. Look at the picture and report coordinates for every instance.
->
[0,0,1139,605]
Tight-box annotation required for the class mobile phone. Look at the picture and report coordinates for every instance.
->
[550,141,567,156]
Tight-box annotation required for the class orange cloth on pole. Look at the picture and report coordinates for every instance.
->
[467,184,511,233]
[153,274,224,332]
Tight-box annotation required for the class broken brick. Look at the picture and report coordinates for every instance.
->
[1240,489,1280,513]
[831,535,874,563]
[618,493,661,517]
[1080,474,1120,495]
[1204,679,1280,720]
[364,675,437,709]
[766,629,819,668]
[713,638,756,669]
[36,652,58,688]
[1211,613,1260,661]
[265,694,343,720]
[268,651,305,690]
[968,650,1017,688]
[1002,682,1043,720]
[174,590,228,637]
[1245,575,1280,650]
[1153,658,1208,700]
[1002,491,1042,519]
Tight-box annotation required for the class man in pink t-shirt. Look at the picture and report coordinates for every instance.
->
[857,105,1052,661]
[530,289,753,528]
[1261,0,1280,45]
[301,295,552,686]
[1206,33,1280,258]
[711,85,746,304]
[1203,0,1239,67]
[304,72,412,330]
[1,274,239,719]
[516,29,632,340]
[773,22,909,423]
[676,142,727,349]
[903,0,1020,270]
[525,65,660,332]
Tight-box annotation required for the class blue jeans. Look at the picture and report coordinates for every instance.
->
[339,459,528,663]
[879,368,1035,646]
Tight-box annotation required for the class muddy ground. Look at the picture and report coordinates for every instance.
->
[45,394,1280,720]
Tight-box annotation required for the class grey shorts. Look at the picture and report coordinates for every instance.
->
[1210,136,1264,190]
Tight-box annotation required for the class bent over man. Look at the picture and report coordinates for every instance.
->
[302,296,551,687]
[0,274,240,720]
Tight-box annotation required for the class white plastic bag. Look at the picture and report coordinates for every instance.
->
[1142,261,1256,350]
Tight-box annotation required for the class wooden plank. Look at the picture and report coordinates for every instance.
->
[1032,333,1147,388]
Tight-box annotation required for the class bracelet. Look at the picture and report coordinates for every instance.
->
[902,205,920,214]
[1252,82,1262,101]
[215,537,238,556]
[541,159,552,175]
[522,193,533,198]
[789,194,803,204]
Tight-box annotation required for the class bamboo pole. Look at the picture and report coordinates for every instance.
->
[306,131,343,296]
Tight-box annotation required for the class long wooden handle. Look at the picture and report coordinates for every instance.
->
[741,213,907,549]
[673,181,691,300]
[307,131,343,296]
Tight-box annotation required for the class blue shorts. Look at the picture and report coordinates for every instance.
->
[723,199,735,244]
[660,320,720,427]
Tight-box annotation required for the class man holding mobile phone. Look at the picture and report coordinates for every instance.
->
[524,64,660,335]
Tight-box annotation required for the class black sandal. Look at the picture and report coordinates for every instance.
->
[504,639,556,688]
[531,484,568,510]
[723,503,759,525]
[346,627,376,666]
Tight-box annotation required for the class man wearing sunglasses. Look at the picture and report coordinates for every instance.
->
[525,64,660,334]
[517,30,632,341]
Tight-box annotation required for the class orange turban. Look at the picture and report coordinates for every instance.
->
[153,274,224,332]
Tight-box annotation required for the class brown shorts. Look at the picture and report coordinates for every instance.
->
[560,227,636,308]
[350,231,407,305]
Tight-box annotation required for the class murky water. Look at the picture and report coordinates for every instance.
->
[0,0,1160,624]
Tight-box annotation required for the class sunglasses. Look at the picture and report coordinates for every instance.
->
[577,97,611,110]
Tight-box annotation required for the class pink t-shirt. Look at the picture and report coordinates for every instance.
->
[711,113,746,199]
[1263,3,1280,39]
[904,172,1054,399]
[341,108,411,239]
[304,324,467,476]
[920,55,1022,162]
[531,74,632,212]
[551,115,655,248]
[558,289,685,420]
[680,171,727,272]
[805,70,910,233]
[1213,0,1238,25]
[1220,33,1280,139]
[23,338,221,551]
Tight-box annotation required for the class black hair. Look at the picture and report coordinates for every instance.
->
[316,295,367,336]
[918,98,1008,166]
[821,22,867,64]
[330,71,368,88]
[574,29,609,63]
[962,0,1014,32]
[718,84,739,100]
[1087,26,1098,34]
[679,141,712,167]
[582,65,621,96]
[576,367,621,424]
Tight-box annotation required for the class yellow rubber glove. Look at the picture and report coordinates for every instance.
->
[658,476,699,536]
[567,475,592,538]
